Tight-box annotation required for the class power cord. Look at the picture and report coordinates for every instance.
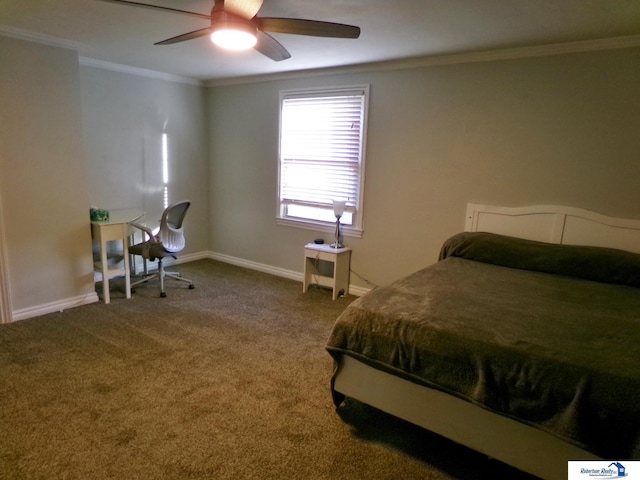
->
[309,251,322,288]
[308,250,379,292]
[349,268,378,290]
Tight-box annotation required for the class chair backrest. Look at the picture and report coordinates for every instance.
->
[158,200,191,252]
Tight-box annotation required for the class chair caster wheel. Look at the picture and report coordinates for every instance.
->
[160,292,167,298]
[188,284,195,289]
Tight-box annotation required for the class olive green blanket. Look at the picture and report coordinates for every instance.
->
[327,232,640,459]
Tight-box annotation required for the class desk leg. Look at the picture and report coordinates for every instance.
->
[123,240,131,300]
[100,239,110,304]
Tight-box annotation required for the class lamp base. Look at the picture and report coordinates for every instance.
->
[333,214,344,249]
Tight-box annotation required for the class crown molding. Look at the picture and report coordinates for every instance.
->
[0,24,81,51]
[3,24,638,89]
[79,57,202,86]
[0,25,202,86]
[204,34,640,87]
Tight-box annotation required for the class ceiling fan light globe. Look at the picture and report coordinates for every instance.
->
[210,23,257,50]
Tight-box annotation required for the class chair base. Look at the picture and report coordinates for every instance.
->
[130,259,194,297]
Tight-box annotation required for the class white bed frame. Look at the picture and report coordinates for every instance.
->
[332,204,640,480]
[465,203,640,254]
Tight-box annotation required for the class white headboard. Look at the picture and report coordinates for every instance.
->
[465,203,640,254]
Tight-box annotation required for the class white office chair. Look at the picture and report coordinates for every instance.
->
[129,200,194,297]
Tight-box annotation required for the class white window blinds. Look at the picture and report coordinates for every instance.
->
[278,86,368,233]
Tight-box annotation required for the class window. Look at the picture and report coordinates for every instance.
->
[161,132,169,209]
[277,85,369,237]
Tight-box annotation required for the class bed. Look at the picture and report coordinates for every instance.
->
[326,204,640,480]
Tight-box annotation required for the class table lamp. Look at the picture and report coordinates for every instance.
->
[331,200,346,248]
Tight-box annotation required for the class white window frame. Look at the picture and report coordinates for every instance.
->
[276,85,369,238]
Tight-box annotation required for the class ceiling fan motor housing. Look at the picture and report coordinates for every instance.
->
[210,7,257,36]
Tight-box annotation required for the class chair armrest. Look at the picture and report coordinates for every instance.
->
[129,221,157,243]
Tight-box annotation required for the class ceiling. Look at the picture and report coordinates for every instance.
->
[1,0,640,83]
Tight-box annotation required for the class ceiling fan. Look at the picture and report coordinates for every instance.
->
[98,0,361,61]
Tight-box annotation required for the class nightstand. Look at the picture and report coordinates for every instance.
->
[303,243,351,300]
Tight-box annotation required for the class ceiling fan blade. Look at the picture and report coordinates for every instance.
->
[258,18,360,39]
[154,27,211,45]
[97,0,210,21]
[253,31,291,62]
[222,0,263,20]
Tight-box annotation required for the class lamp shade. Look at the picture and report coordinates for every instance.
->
[333,200,346,217]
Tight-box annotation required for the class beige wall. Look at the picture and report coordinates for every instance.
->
[0,35,210,320]
[1,32,639,318]
[207,47,640,288]
[0,36,95,317]
[79,66,210,256]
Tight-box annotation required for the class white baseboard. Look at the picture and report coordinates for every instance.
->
[207,251,303,282]
[12,291,99,322]
[11,250,369,322]
[124,250,369,296]
[205,251,370,297]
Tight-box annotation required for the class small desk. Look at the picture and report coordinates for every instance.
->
[303,243,351,300]
[91,208,144,304]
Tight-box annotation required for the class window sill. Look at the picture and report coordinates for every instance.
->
[275,217,363,239]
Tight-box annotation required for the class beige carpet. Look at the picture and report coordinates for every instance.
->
[0,260,534,479]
